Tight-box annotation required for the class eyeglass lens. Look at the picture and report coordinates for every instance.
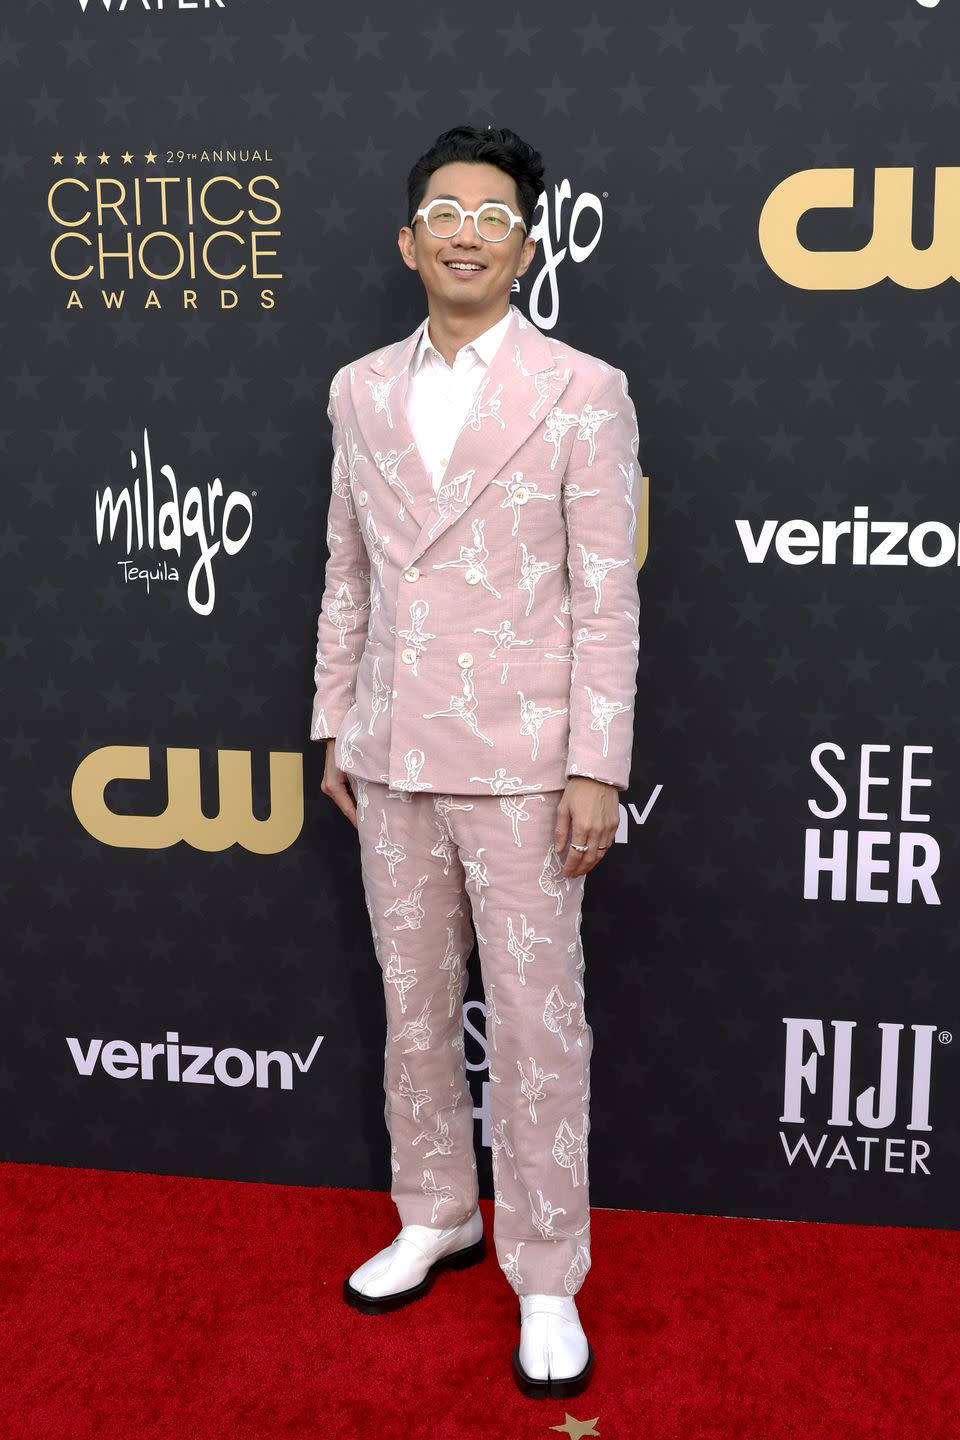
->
[424,202,512,241]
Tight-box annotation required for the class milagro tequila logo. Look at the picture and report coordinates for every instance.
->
[779,1017,952,1175]
[94,428,254,615]
[522,179,604,330]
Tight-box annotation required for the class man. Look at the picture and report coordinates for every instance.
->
[310,124,641,1400]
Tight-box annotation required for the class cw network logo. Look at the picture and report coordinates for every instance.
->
[759,166,960,291]
[72,745,303,853]
[67,1030,324,1090]
[737,508,960,568]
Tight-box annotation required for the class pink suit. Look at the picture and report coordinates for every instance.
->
[311,303,642,1294]
[310,302,642,795]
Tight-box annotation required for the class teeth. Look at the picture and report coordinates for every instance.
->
[447,263,482,270]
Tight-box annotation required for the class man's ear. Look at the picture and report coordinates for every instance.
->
[397,226,418,272]
[516,235,537,279]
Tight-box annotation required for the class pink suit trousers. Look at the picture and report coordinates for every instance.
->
[353,774,593,1298]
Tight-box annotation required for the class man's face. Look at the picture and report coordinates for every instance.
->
[398,160,537,311]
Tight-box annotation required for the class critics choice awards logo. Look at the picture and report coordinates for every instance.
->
[46,149,281,312]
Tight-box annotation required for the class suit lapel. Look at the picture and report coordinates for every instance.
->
[352,319,434,528]
[354,302,575,568]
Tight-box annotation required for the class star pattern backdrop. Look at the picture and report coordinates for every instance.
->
[3,0,959,1228]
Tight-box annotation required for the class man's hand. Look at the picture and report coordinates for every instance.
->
[554,776,620,878]
[320,738,358,829]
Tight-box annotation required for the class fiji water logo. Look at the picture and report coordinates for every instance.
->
[77,0,225,10]
[779,1017,952,1175]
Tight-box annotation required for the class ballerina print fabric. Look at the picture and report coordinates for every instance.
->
[310,302,642,795]
[354,775,593,1296]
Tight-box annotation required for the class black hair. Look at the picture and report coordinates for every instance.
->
[405,124,546,234]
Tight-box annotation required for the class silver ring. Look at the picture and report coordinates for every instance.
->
[570,843,588,852]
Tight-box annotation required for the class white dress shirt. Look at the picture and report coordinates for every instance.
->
[405,307,513,494]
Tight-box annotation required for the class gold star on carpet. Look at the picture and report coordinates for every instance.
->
[145,150,157,163]
[121,151,134,164]
[98,151,109,163]
[52,152,63,164]
[550,1415,600,1439]
[75,151,86,165]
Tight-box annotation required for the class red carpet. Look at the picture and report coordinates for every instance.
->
[1,1160,958,1439]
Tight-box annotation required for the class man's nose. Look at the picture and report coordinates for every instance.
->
[454,217,483,244]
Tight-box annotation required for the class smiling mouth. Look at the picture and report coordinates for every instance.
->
[444,261,485,272]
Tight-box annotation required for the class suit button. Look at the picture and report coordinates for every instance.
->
[357,489,368,505]
[439,457,449,468]
[464,569,480,584]
[514,487,529,502]
[457,651,473,668]
[401,648,416,664]
[403,566,419,581]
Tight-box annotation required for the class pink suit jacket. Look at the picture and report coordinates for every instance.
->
[310,301,642,795]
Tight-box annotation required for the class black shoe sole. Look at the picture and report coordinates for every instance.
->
[511,1341,594,1399]
[342,1235,487,1314]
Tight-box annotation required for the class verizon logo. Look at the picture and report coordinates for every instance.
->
[67,1031,324,1090]
[736,508,960,568]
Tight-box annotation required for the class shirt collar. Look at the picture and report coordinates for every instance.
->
[411,306,514,374]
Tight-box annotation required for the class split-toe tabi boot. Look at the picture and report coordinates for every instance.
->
[513,1293,594,1399]
[343,1206,485,1314]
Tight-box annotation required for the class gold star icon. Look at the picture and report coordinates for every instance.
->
[52,152,64,165]
[75,151,86,165]
[121,151,134,164]
[98,151,109,164]
[145,150,157,163]
[550,1416,600,1439]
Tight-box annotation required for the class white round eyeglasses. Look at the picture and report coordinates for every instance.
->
[413,198,527,243]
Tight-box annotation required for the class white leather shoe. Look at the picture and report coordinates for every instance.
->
[343,1207,485,1313]
[513,1294,594,1398]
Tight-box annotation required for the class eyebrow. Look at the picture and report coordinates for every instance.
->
[429,193,511,205]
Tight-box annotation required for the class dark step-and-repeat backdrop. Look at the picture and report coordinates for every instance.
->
[4,0,958,1230]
